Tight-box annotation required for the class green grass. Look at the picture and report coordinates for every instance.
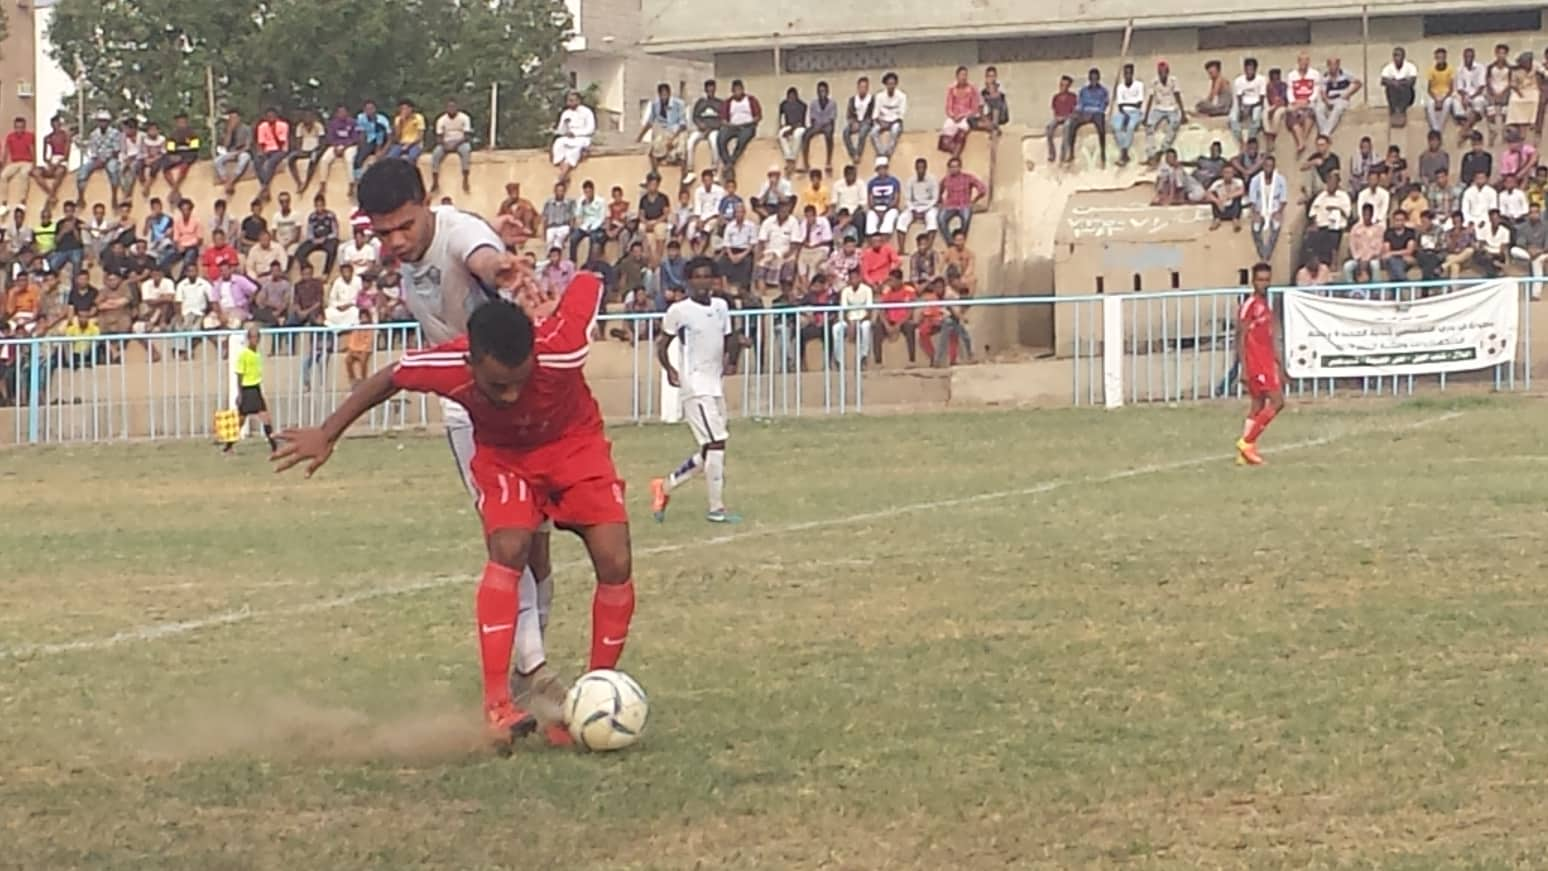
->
[5,398,1548,869]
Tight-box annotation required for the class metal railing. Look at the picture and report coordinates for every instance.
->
[0,278,1535,446]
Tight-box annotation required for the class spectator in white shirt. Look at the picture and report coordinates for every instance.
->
[830,164,866,216]
[755,200,800,293]
[1356,169,1392,229]
[1143,61,1186,165]
[1248,155,1288,261]
[326,263,362,328]
[1380,47,1418,123]
[795,204,833,287]
[1111,63,1145,167]
[871,72,907,158]
[1461,171,1498,234]
[1476,209,1511,276]
[843,76,875,166]
[898,156,939,247]
[717,201,760,291]
[833,266,874,365]
[1285,53,1321,156]
[691,169,727,239]
[173,262,214,331]
[1452,48,1489,139]
[1498,173,1529,221]
[1230,58,1266,145]
[339,226,381,278]
[431,99,473,194]
[551,90,596,183]
[1307,170,1353,266]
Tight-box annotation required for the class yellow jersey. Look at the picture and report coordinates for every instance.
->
[235,346,263,387]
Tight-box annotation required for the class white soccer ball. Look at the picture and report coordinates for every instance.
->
[565,669,649,751]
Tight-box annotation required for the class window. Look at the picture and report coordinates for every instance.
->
[978,34,1094,64]
[784,45,899,74]
[1197,20,1311,51]
[1423,9,1541,36]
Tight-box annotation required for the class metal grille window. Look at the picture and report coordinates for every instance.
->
[1423,9,1541,36]
[784,45,899,74]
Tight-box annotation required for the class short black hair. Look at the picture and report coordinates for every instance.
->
[358,159,426,216]
[1251,262,1272,278]
[686,256,717,278]
[467,299,534,368]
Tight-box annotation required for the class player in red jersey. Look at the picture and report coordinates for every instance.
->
[1236,261,1286,466]
[272,272,637,751]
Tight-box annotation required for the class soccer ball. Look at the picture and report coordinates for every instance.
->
[565,669,649,751]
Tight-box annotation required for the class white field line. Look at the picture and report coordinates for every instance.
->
[0,411,1464,660]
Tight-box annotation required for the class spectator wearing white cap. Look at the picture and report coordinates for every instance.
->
[78,111,124,207]
[864,156,902,237]
[752,165,793,221]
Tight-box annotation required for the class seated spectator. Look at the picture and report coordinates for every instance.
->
[540,181,575,254]
[802,81,837,173]
[613,240,649,304]
[1476,209,1511,276]
[1415,210,1446,280]
[339,226,381,279]
[688,170,726,240]
[1316,56,1361,137]
[871,73,906,159]
[430,99,474,194]
[1384,144,1410,190]
[287,109,325,193]
[941,229,976,294]
[49,201,85,277]
[1111,63,1144,167]
[657,239,687,303]
[212,260,256,327]
[1424,48,1455,135]
[873,269,917,366]
[241,229,284,278]
[118,119,144,202]
[101,237,135,280]
[1416,131,1449,184]
[939,66,982,158]
[979,66,1010,136]
[864,157,902,238]
[1206,164,1245,232]
[1462,171,1498,233]
[638,83,688,175]
[33,116,72,210]
[1507,53,1538,132]
[126,239,156,282]
[494,182,538,253]
[296,194,340,274]
[570,180,607,262]
[718,80,761,177]
[62,312,101,367]
[551,91,596,183]
[1248,155,1287,261]
[171,198,204,272]
[833,208,861,247]
[270,192,303,266]
[795,204,833,288]
[212,109,253,197]
[755,200,801,295]
[638,173,672,259]
[388,99,426,162]
[1261,67,1288,154]
[687,80,725,175]
[1195,59,1231,117]
[776,86,808,173]
[325,263,362,327]
[1045,75,1077,164]
[290,262,325,326]
[1356,168,1391,229]
[1499,173,1530,222]
[1286,53,1320,154]
[140,264,177,331]
[1427,168,1461,218]
[77,111,124,208]
[1229,137,1265,184]
[938,156,987,240]
[143,198,175,265]
[859,230,901,289]
[1229,58,1266,146]
[831,164,866,217]
[1062,68,1108,167]
[717,203,758,291]
[253,106,291,202]
[1152,149,1203,205]
[66,271,98,318]
[1,115,35,205]
[753,166,794,221]
[832,266,874,365]
[539,246,575,297]
[315,104,360,197]
[239,198,267,254]
[251,261,292,326]
[670,187,694,241]
[601,185,631,255]
[1459,131,1492,186]
[172,262,214,335]
[1301,134,1340,194]
[936,278,975,366]
[1397,183,1429,226]
[1144,62,1185,165]
[899,157,939,246]
[1295,254,1335,287]
[1343,203,1384,281]
[1441,209,1477,279]
[1501,130,1539,181]
[162,113,201,204]
[375,266,409,323]
[1510,202,1548,298]
[1380,209,1419,283]
[798,169,829,219]
[1528,165,1548,211]
[1347,136,1378,193]
[1381,47,1418,126]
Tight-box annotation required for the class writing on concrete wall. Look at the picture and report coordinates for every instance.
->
[1066,205,1212,240]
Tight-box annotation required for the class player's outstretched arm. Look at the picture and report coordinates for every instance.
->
[272,365,402,477]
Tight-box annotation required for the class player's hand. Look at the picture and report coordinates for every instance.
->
[664,366,680,388]
[271,427,335,478]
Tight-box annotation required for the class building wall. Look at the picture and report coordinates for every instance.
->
[569,0,709,139]
[0,0,38,137]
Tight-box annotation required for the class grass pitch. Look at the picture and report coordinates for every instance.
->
[4,398,1548,869]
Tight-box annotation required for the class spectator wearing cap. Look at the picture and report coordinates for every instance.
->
[213,109,254,197]
[1045,75,1077,164]
[898,157,939,248]
[802,81,837,174]
[753,166,793,221]
[718,80,761,177]
[1143,61,1185,165]
[864,156,902,238]
[388,99,427,162]
[939,66,982,158]
[430,98,474,194]
[775,87,808,175]
[78,111,125,208]
[253,106,291,202]
[872,72,907,159]
[1063,68,1109,167]
[638,83,688,175]
[551,91,596,183]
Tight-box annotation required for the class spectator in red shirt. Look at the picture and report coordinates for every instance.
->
[874,269,917,366]
[254,107,291,204]
[1045,76,1077,163]
[200,228,240,281]
[859,232,901,286]
[939,157,988,241]
[1,116,34,204]
[939,66,983,157]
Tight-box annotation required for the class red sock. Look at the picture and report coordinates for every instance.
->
[589,580,636,671]
[1245,406,1278,444]
[476,562,521,706]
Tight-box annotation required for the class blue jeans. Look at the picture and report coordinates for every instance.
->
[1112,107,1143,152]
[1229,103,1262,144]
[1251,215,1280,261]
[77,157,120,192]
[255,150,288,186]
[1144,107,1182,160]
[870,120,902,157]
[941,207,972,240]
[47,247,83,275]
[843,122,872,162]
[387,143,423,162]
[213,151,252,184]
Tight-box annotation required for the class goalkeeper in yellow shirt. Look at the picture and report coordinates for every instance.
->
[231,322,278,454]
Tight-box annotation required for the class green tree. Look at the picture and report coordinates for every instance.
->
[47,0,570,149]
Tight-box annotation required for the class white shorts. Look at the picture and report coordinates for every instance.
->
[444,399,555,533]
[682,394,729,446]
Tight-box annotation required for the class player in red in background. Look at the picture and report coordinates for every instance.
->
[1236,261,1287,466]
[271,272,636,751]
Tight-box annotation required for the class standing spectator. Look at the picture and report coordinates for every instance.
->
[864,157,901,238]
[253,107,291,203]
[296,194,340,274]
[938,156,987,240]
[1206,164,1245,232]
[1417,130,1450,184]
[33,116,71,209]
[430,99,474,194]
[551,91,595,183]
[1230,58,1266,146]
[78,111,124,207]
[718,80,761,177]
[752,166,793,221]
[843,77,875,166]
[1381,47,1419,126]
[251,261,293,326]
[213,109,254,197]
[872,73,907,159]
[832,266,874,365]
[1063,68,1109,167]
[939,66,982,158]
[170,198,204,273]
[755,199,800,294]
[315,104,360,196]
[898,157,939,247]
[203,228,243,279]
[570,180,606,262]
[802,81,837,173]
[288,109,326,193]
[1316,56,1361,137]
[638,83,688,175]
[1285,53,1321,155]
[1195,60,1231,117]
[1143,62,1185,166]
[979,66,1010,135]
[1110,63,1144,167]
[0,116,33,204]
[540,181,575,254]
[1248,155,1287,261]
[1424,48,1456,134]
[1509,202,1548,298]
[687,80,725,175]
[162,114,201,205]
[1380,209,1419,282]
[388,99,426,162]
[1046,75,1077,164]
[1343,204,1384,281]
[271,191,302,265]
[776,87,808,174]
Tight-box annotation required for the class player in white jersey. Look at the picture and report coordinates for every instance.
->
[356,159,566,739]
[651,257,742,523]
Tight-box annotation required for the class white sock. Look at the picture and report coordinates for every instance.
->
[535,574,553,633]
[667,453,703,490]
[513,566,546,675]
[705,448,726,513]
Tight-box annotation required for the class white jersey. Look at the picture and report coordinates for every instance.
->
[661,296,731,399]
[400,206,505,345]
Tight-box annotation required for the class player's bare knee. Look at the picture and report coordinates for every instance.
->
[486,529,533,572]
[529,532,552,578]
[584,525,633,583]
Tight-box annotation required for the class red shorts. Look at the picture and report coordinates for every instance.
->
[469,436,628,534]
[1245,366,1282,398]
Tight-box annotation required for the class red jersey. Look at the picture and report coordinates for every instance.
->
[391,273,604,451]
[1238,294,1276,375]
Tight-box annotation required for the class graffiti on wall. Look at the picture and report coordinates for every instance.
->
[1061,123,1224,173]
[1065,205,1212,241]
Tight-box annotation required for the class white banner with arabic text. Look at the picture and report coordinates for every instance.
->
[1283,281,1519,379]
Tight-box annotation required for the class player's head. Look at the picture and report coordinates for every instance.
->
[685,256,717,302]
[1250,262,1271,296]
[245,322,261,346]
[357,158,432,262]
[466,300,536,407]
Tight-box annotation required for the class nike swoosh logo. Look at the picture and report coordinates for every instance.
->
[601,636,626,646]
[480,623,514,634]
